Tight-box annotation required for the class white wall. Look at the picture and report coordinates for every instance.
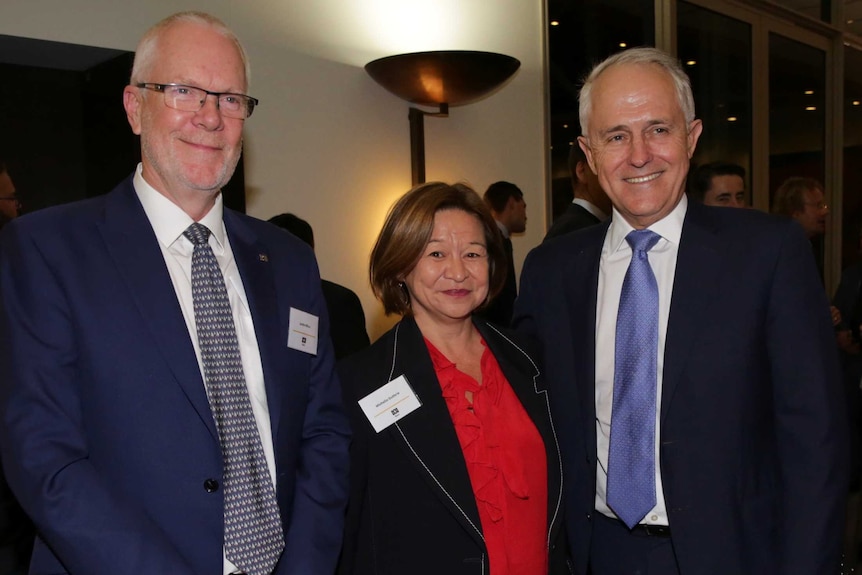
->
[0,0,548,339]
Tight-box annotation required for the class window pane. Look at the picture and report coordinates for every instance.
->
[842,46,862,271]
[678,2,752,204]
[546,0,654,222]
[769,33,826,275]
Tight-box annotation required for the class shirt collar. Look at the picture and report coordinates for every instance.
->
[573,198,608,221]
[132,163,226,250]
[607,193,687,253]
[494,219,510,239]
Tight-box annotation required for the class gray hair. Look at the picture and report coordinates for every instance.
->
[578,47,695,136]
[130,11,250,89]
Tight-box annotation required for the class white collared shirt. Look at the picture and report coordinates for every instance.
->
[132,164,276,574]
[594,195,687,526]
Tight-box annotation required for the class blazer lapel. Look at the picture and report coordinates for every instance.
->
[661,205,723,422]
[476,320,565,546]
[566,224,607,469]
[223,211,284,437]
[98,178,217,440]
[387,318,486,546]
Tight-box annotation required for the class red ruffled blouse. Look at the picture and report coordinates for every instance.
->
[425,337,548,575]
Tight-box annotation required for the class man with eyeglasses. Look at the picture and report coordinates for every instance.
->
[0,11,349,575]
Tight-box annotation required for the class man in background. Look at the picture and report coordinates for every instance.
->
[0,11,349,574]
[688,161,747,208]
[545,143,611,241]
[480,180,526,326]
[269,213,370,360]
[772,176,828,239]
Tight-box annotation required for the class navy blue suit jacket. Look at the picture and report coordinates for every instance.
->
[0,176,351,575]
[514,202,849,575]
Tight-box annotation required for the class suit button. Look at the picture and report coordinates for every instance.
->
[586,513,592,521]
[204,479,219,493]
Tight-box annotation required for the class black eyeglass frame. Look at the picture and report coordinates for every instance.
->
[136,82,259,119]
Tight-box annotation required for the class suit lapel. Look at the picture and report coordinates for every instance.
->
[97,179,217,440]
[661,205,723,422]
[476,320,565,545]
[223,211,283,437]
[387,318,485,546]
[566,224,607,467]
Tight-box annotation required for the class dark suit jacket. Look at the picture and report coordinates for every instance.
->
[337,316,569,575]
[0,176,351,575]
[321,279,370,361]
[544,202,602,242]
[515,202,848,575]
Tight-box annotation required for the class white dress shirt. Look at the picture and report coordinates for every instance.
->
[133,164,276,574]
[594,195,687,526]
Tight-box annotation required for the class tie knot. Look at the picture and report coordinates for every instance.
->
[183,222,212,246]
[626,229,661,254]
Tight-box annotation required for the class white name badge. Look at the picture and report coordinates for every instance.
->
[287,307,319,355]
[358,375,422,433]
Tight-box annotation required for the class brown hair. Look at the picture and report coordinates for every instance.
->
[771,177,823,216]
[370,182,507,316]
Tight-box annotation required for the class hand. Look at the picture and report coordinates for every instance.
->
[836,329,860,354]
[831,306,842,327]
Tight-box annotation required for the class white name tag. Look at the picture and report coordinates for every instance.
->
[287,307,318,355]
[358,375,422,433]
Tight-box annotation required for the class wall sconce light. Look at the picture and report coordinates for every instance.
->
[365,50,521,185]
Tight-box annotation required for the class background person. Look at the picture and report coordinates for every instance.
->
[338,182,568,575]
[545,143,611,241]
[268,213,370,360]
[479,180,526,326]
[688,161,747,208]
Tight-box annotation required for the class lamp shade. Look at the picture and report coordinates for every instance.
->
[364,50,521,107]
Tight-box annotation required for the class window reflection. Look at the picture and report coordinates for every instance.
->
[546,0,653,222]
[678,2,752,205]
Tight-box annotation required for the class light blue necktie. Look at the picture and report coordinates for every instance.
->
[607,229,661,529]
[184,223,284,575]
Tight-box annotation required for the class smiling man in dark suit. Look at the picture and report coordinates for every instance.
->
[515,47,848,575]
[0,12,349,575]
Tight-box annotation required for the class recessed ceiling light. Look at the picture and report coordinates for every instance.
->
[686,60,696,66]
[550,20,560,26]
[854,100,861,106]
[727,116,738,122]
[804,90,814,95]
[563,123,569,129]
[805,106,817,111]
[619,42,627,48]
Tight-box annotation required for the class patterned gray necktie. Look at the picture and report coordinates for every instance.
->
[184,222,284,575]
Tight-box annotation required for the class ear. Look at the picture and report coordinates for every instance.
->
[575,159,590,183]
[123,86,143,135]
[578,136,597,175]
[687,119,703,158]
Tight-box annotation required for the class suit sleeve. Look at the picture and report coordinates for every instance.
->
[767,223,849,573]
[0,225,197,574]
[277,255,351,575]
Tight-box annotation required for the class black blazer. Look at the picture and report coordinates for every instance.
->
[543,203,601,242]
[321,279,370,360]
[337,316,568,575]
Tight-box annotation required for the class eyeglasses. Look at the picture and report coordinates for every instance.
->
[804,200,828,210]
[0,195,20,206]
[136,83,259,119]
